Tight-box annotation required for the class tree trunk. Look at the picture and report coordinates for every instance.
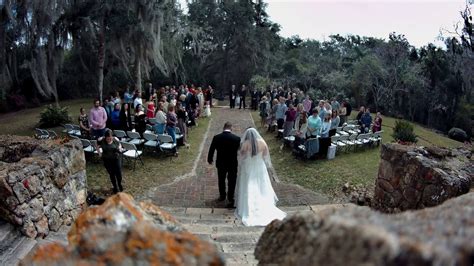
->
[97,17,106,103]
[135,57,142,93]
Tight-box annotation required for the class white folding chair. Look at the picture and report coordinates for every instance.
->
[143,132,159,151]
[175,127,184,146]
[120,141,143,170]
[80,138,95,154]
[114,130,129,141]
[47,130,58,139]
[127,131,145,145]
[71,125,81,136]
[157,134,177,156]
[35,128,49,139]
[145,124,154,134]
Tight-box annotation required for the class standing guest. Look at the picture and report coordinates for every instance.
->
[146,97,155,119]
[318,100,327,121]
[331,98,340,113]
[259,96,270,127]
[110,103,121,130]
[275,97,288,130]
[98,129,124,194]
[166,104,178,151]
[124,87,133,105]
[145,83,153,102]
[339,102,347,126]
[160,95,169,114]
[169,94,177,106]
[319,114,332,157]
[329,110,340,137]
[203,101,211,117]
[229,85,237,109]
[307,108,322,138]
[294,103,305,130]
[197,87,205,117]
[372,112,383,132]
[119,103,132,131]
[78,107,90,139]
[321,114,331,138]
[133,91,143,110]
[251,88,259,110]
[361,108,372,133]
[239,85,247,110]
[283,103,297,137]
[176,101,189,146]
[268,98,279,132]
[154,102,167,134]
[303,95,312,114]
[90,99,108,139]
[206,85,214,107]
[345,100,353,117]
[294,112,308,149]
[112,91,121,105]
[356,106,366,128]
[134,104,147,136]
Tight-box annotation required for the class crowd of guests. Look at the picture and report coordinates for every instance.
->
[77,84,213,194]
[78,84,214,143]
[229,85,383,159]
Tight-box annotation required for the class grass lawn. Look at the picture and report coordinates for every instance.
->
[0,99,210,198]
[251,111,462,201]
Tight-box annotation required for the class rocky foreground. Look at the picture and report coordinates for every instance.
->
[255,192,474,266]
[21,193,224,265]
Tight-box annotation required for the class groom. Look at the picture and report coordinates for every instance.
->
[207,122,241,208]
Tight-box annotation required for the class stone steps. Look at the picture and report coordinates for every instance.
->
[161,205,344,265]
[0,219,69,266]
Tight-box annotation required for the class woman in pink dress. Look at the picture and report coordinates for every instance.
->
[146,97,155,119]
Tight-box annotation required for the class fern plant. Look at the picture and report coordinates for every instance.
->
[391,120,418,144]
[39,105,71,128]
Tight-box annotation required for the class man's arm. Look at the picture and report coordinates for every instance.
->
[207,136,217,164]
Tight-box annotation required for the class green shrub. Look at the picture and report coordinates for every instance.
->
[39,105,71,128]
[391,120,418,143]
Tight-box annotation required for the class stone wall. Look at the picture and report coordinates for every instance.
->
[255,193,474,265]
[0,135,87,238]
[21,193,224,265]
[373,143,472,212]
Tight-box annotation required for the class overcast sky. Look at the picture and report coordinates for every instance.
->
[264,0,470,47]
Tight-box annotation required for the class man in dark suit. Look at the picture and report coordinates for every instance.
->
[207,122,241,208]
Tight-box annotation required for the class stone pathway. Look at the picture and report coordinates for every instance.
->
[143,107,330,208]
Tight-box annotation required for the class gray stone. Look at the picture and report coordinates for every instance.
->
[21,219,37,238]
[256,193,474,266]
[12,182,30,204]
[15,203,29,217]
[48,208,62,232]
[374,143,472,212]
[28,197,44,222]
[25,175,41,196]
[35,215,49,238]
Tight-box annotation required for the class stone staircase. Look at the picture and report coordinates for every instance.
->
[161,205,333,266]
[0,219,69,266]
[1,204,347,265]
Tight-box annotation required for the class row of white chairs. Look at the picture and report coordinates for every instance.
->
[62,124,82,137]
[80,138,145,169]
[331,131,383,152]
[112,129,183,147]
[35,128,58,139]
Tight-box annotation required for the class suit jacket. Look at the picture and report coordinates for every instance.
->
[208,131,241,169]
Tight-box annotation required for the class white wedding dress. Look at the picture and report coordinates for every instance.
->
[235,129,286,226]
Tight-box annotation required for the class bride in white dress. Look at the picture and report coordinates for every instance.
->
[235,128,286,226]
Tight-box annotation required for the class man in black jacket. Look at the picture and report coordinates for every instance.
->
[207,122,241,208]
